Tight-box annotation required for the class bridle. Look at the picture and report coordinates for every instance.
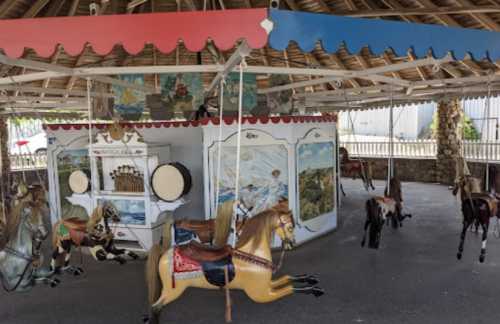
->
[274,211,295,273]
[0,205,44,292]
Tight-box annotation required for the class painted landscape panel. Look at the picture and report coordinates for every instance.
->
[298,142,335,222]
[98,198,146,225]
[212,144,288,215]
[112,74,145,120]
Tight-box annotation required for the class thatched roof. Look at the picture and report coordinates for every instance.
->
[1,0,500,116]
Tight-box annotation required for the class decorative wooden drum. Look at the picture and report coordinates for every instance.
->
[151,162,192,202]
[68,170,90,194]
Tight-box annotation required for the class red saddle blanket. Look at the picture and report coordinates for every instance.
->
[173,247,202,273]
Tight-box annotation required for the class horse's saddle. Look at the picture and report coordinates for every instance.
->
[175,220,215,244]
[176,241,235,287]
[174,219,246,245]
[58,218,90,246]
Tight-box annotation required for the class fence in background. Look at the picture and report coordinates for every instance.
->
[341,140,500,161]
[10,153,47,170]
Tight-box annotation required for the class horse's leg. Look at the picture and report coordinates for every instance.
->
[457,219,471,260]
[61,243,83,276]
[50,245,64,274]
[270,274,319,289]
[95,247,126,264]
[340,182,346,197]
[479,220,489,263]
[361,219,370,247]
[107,243,139,260]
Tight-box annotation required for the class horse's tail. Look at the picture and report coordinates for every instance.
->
[146,244,163,308]
[366,199,381,249]
[52,221,60,248]
[213,200,234,247]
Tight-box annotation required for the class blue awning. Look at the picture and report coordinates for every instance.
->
[268,10,500,60]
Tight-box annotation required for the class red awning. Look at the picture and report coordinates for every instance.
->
[0,9,269,58]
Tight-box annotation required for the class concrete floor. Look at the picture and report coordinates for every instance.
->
[2,179,500,324]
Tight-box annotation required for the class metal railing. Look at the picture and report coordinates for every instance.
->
[10,153,47,170]
[341,140,500,162]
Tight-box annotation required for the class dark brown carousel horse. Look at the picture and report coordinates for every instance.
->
[453,165,500,262]
[339,147,375,195]
[50,201,138,275]
[361,177,412,249]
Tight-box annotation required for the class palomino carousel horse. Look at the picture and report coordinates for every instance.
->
[339,147,375,195]
[0,184,60,292]
[145,206,323,324]
[453,172,500,263]
[361,177,412,249]
[51,201,138,275]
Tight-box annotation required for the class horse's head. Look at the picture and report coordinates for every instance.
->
[20,201,48,243]
[102,202,121,223]
[274,209,296,250]
[339,147,349,163]
[454,175,482,199]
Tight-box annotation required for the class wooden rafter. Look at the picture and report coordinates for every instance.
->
[408,50,429,81]
[23,0,50,18]
[0,0,18,18]
[381,0,421,23]
[68,0,80,16]
[355,54,378,85]
[453,0,500,31]
[284,0,300,10]
[412,0,462,27]
[45,0,67,17]
[382,52,403,80]
[337,6,500,17]
[329,53,361,88]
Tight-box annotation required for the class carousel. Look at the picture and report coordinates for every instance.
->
[0,5,500,323]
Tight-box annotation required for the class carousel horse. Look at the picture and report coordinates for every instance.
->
[0,184,60,292]
[453,172,500,263]
[145,206,323,324]
[171,200,252,247]
[50,201,138,275]
[339,147,375,195]
[361,177,412,249]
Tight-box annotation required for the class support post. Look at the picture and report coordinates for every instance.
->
[436,98,463,185]
[0,114,9,221]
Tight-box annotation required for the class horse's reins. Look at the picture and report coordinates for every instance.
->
[1,234,43,292]
[233,213,292,274]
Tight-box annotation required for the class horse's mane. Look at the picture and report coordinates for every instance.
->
[235,209,275,251]
[213,200,234,248]
[87,203,105,232]
[0,200,40,250]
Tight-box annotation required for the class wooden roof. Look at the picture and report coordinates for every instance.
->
[1,0,500,115]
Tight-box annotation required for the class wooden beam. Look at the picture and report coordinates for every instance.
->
[313,0,332,13]
[68,0,80,16]
[45,0,66,17]
[0,0,18,18]
[23,0,50,18]
[329,53,361,88]
[412,0,462,27]
[380,0,421,23]
[453,0,500,30]
[344,0,358,10]
[355,54,378,85]
[127,0,148,13]
[336,5,500,17]
[283,0,300,10]
[460,57,483,76]
[408,50,429,81]
[40,46,63,98]
[0,85,114,98]
[382,52,403,80]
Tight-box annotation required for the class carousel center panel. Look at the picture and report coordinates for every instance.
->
[45,122,205,251]
[202,116,338,245]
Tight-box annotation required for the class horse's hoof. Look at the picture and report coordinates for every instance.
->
[361,241,365,247]
[480,255,485,263]
[457,253,462,260]
[117,257,127,265]
[130,252,139,260]
[311,286,324,298]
